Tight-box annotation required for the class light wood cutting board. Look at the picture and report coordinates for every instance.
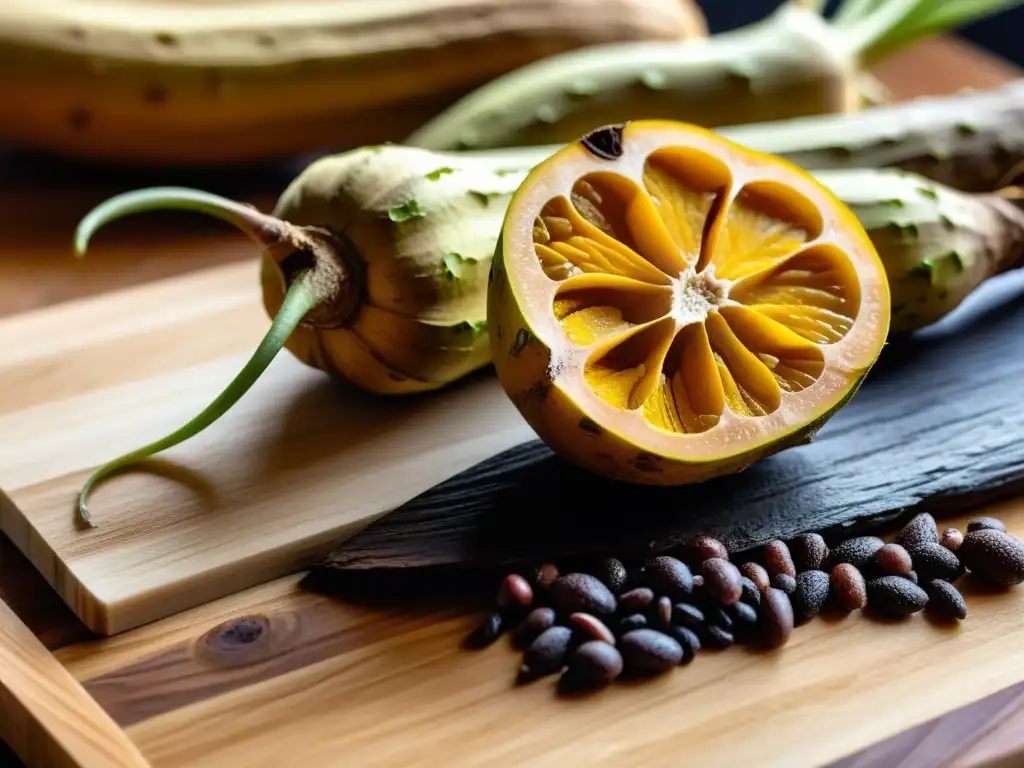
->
[0,259,536,635]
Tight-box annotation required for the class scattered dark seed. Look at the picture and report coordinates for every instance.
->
[619,629,683,674]
[498,574,534,611]
[701,558,743,605]
[740,576,761,607]
[703,624,734,650]
[619,613,648,633]
[758,587,794,649]
[792,570,830,625]
[830,536,885,571]
[957,529,1024,586]
[940,528,964,552]
[618,587,655,612]
[693,574,705,589]
[706,605,733,632]
[563,641,623,687]
[594,558,628,594]
[908,542,963,582]
[896,512,939,550]
[905,570,919,585]
[665,625,701,664]
[672,602,705,631]
[569,612,616,646]
[532,563,560,592]
[740,562,770,591]
[728,601,759,638]
[521,626,573,678]
[511,607,556,648]
[645,556,694,600]
[874,543,913,577]
[789,533,829,573]
[465,611,503,648]
[830,563,867,611]
[655,596,673,628]
[923,579,968,621]
[550,573,617,616]
[694,535,730,562]
[866,576,929,617]
[967,517,1006,533]
[772,573,797,594]
[764,540,797,579]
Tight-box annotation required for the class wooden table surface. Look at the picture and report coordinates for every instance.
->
[0,34,1022,768]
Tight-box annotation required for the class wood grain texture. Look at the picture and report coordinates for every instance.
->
[0,260,535,635]
[39,505,1024,768]
[0,599,149,768]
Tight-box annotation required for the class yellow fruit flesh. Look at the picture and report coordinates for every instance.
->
[492,121,889,480]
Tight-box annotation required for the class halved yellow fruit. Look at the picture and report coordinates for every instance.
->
[488,120,890,485]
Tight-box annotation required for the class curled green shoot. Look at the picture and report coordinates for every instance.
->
[73,187,331,525]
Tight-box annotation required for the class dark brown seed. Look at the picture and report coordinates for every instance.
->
[789,533,829,573]
[703,624,734,649]
[908,542,962,582]
[791,570,830,625]
[740,562,770,591]
[532,563,560,592]
[655,596,673,628]
[563,641,623,687]
[830,563,867,611]
[740,576,761,607]
[764,540,797,579]
[498,574,534,611]
[511,607,556,648]
[665,625,701,664]
[694,535,730,562]
[700,558,743,605]
[729,601,759,637]
[866,576,929,617]
[645,555,694,600]
[923,579,968,621]
[672,602,705,631]
[874,543,913,577]
[619,613,648,633]
[706,605,733,632]
[957,529,1024,586]
[619,629,683,674]
[550,573,617,616]
[896,512,939,550]
[772,572,797,594]
[830,536,885,571]
[940,528,964,552]
[618,587,655,612]
[967,517,1006,533]
[569,612,616,646]
[594,558,628,594]
[692,574,705,589]
[521,626,573,678]
[758,587,794,649]
[465,611,503,648]
[905,570,919,585]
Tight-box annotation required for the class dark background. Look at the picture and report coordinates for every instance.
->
[702,0,1024,65]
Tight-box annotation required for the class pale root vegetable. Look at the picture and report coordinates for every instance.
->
[405,0,1022,152]
[0,0,706,165]
[70,137,1024,521]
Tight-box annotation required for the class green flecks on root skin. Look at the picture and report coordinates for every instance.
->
[442,252,473,280]
[916,186,939,201]
[956,122,979,136]
[388,199,425,222]
[888,221,920,239]
[909,258,936,282]
[510,328,531,357]
[950,250,968,272]
[468,190,504,206]
[880,198,905,208]
[828,146,855,159]
[425,167,455,181]
[578,417,602,435]
[939,214,956,229]
[455,319,487,334]
[639,69,668,90]
[494,168,524,177]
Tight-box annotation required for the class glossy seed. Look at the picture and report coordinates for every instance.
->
[594,558,628,594]
[791,570,830,625]
[940,528,964,552]
[619,613,648,633]
[645,555,694,600]
[830,563,867,611]
[740,562,770,591]
[498,574,534,611]
[703,624,734,650]
[618,587,655,612]
[957,529,1024,586]
[772,572,797,594]
[694,535,730,562]
[666,625,701,664]
[829,536,885,571]
[905,570,919,585]
[692,574,705,589]
[896,512,939,550]
[967,517,1006,533]
[706,605,733,632]
[532,563,560,592]
[740,576,761,607]
[619,629,683,674]
[521,626,573,678]
[764,540,797,579]
[758,587,794,649]
[729,601,759,638]
[655,596,673,628]
[866,575,929,617]
[511,607,556,648]
[789,533,829,573]
[874,543,913,577]
[550,573,617,615]
[672,602,705,631]
[908,542,963,582]
[465,611,503,648]
[700,558,743,605]
[563,641,623,687]
[923,579,968,621]
[569,612,616,646]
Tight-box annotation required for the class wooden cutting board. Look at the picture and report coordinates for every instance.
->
[0,259,536,635]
